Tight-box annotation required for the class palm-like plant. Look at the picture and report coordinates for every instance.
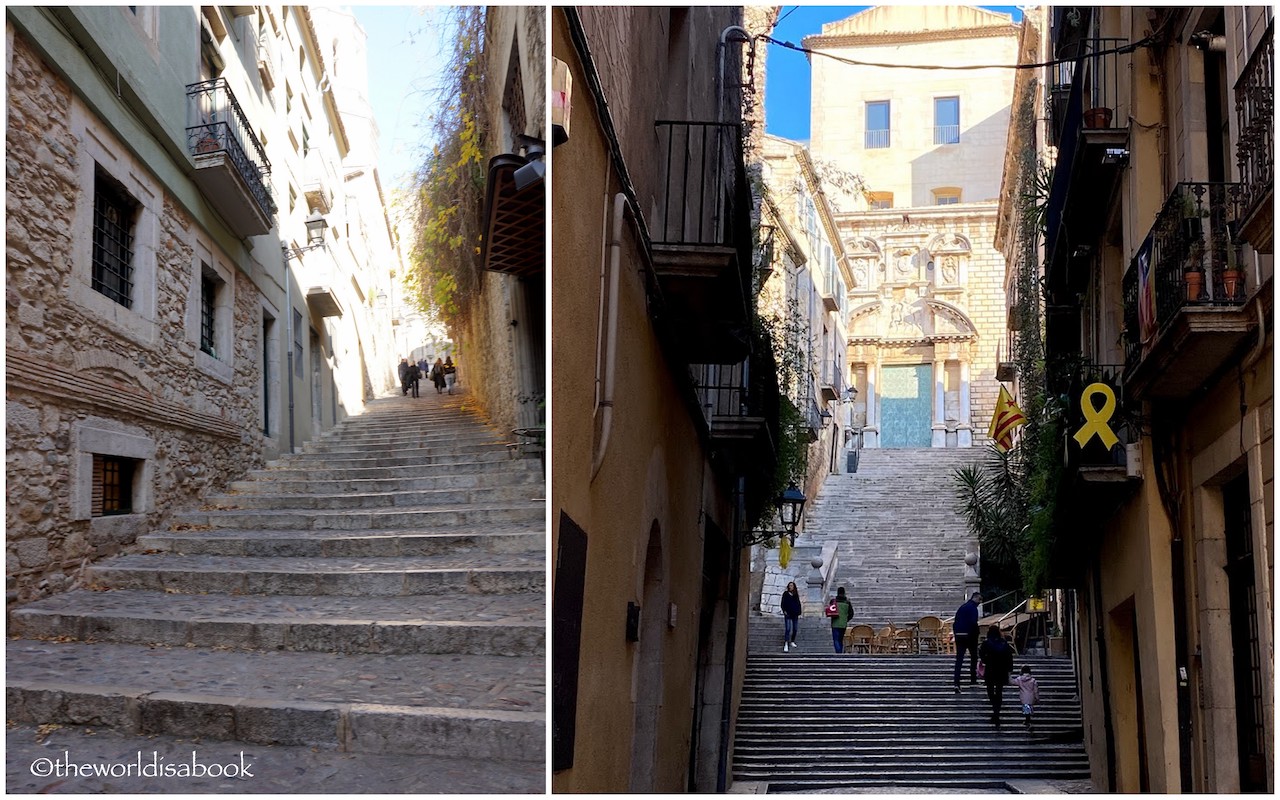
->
[953,443,1031,576]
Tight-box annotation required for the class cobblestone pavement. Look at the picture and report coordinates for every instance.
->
[7,640,543,711]
[6,724,545,794]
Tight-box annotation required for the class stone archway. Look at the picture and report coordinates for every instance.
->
[629,522,667,791]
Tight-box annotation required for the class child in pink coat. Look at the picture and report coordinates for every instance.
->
[1010,664,1041,730]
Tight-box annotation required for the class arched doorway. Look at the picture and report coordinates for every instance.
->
[630,522,667,791]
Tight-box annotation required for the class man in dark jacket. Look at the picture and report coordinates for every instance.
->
[978,625,1015,725]
[953,591,982,692]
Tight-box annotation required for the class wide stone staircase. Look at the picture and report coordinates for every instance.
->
[806,447,984,625]
[6,391,544,793]
[733,653,1090,791]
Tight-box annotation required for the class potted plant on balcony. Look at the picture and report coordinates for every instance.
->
[195,131,221,154]
[1180,191,1207,242]
[1221,242,1245,300]
[1184,265,1205,301]
[1083,106,1113,128]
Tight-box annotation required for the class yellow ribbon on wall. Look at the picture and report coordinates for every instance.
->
[1073,382,1119,449]
[778,536,792,569]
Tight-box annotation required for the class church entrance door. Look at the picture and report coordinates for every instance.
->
[879,364,933,448]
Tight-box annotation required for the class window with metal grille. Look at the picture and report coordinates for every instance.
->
[865,101,890,149]
[200,273,216,355]
[92,454,138,516]
[934,96,960,144]
[92,169,137,308]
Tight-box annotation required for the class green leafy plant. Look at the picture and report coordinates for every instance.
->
[407,6,488,330]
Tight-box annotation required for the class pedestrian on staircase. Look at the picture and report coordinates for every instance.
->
[978,625,1014,726]
[444,356,457,394]
[953,591,982,692]
[405,360,422,398]
[398,357,410,395]
[431,358,447,393]
[828,586,853,653]
[1011,664,1040,731]
[781,581,802,652]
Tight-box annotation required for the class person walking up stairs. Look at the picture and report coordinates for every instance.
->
[6,388,544,793]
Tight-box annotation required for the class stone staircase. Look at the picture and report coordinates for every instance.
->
[733,654,1090,791]
[806,447,984,626]
[6,390,544,792]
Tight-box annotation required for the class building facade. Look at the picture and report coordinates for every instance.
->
[1009,5,1273,792]
[808,6,1019,451]
[5,6,400,604]
[551,6,779,791]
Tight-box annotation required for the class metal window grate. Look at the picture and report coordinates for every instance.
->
[92,173,136,308]
[200,274,216,355]
[933,124,960,145]
[92,454,136,516]
[865,128,891,149]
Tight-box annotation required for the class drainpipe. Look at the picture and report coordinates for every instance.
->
[716,25,750,124]
[716,477,747,793]
[591,193,625,480]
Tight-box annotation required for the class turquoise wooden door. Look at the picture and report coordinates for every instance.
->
[879,365,933,448]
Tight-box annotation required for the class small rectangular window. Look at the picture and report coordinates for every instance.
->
[934,96,960,144]
[92,454,138,516]
[293,309,304,378]
[92,169,138,308]
[200,273,217,355]
[868,191,893,210]
[865,101,890,148]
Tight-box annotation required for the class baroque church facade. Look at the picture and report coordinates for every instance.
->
[808,6,1020,449]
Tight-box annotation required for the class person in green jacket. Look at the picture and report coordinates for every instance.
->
[829,586,853,653]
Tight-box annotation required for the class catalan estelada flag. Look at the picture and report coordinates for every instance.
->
[988,385,1027,452]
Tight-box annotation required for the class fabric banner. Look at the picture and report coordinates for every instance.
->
[1136,233,1156,346]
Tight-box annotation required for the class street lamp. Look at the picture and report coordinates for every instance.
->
[743,482,808,546]
[283,212,330,261]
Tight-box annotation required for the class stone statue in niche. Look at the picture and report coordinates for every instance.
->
[942,256,959,284]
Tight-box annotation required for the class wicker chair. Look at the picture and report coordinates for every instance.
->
[872,624,897,654]
[939,621,956,654]
[891,626,917,654]
[847,624,875,654]
[916,615,944,654]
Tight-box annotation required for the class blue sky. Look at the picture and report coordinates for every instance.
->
[765,6,1024,141]
[352,6,451,194]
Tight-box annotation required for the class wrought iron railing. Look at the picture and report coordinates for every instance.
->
[865,128,890,149]
[1234,20,1273,224]
[1050,37,1128,138]
[932,124,960,145]
[653,121,747,249]
[1123,182,1246,373]
[186,79,276,219]
[691,335,780,448]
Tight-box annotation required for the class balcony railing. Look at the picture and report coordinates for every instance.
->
[654,121,746,249]
[186,79,276,220]
[1123,182,1246,373]
[1234,20,1273,225]
[932,124,960,145]
[865,128,890,149]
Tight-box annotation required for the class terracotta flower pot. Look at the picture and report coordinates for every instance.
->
[1185,271,1204,301]
[1222,269,1244,299]
[1083,107,1113,129]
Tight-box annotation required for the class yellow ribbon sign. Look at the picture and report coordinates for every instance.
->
[1073,382,1119,449]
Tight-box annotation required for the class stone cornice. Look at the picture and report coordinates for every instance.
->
[803,24,1019,50]
[7,349,245,440]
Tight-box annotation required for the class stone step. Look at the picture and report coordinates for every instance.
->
[227,470,542,495]
[87,553,544,596]
[7,723,544,794]
[138,527,542,558]
[249,458,539,482]
[267,449,516,470]
[301,432,507,453]
[171,502,544,530]
[5,640,543,760]
[205,484,543,511]
[298,438,510,458]
[11,589,544,656]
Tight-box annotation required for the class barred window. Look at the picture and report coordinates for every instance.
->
[200,273,216,355]
[92,169,138,308]
[92,454,138,516]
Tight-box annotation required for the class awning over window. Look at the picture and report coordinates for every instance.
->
[481,154,545,278]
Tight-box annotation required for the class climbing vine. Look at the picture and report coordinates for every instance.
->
[406,6,488,329]
[953,74,1064,595]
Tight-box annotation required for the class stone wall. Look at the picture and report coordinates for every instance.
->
[6,33,265,605]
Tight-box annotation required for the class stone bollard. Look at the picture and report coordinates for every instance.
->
[963,551,981,599]
[804,555,825,615]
